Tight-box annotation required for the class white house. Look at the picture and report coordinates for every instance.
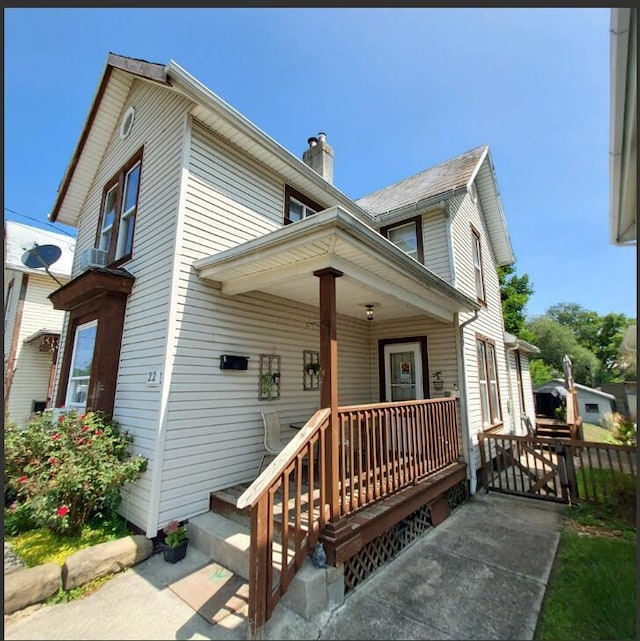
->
[4,221,75,425]
[46,53,537,547]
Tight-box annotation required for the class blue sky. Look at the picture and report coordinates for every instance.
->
[4,8,636,320]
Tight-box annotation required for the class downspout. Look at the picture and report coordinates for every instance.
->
[505,345,518,434]
[455,309,478,494]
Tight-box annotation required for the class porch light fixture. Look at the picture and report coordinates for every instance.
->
[365,305,375,321]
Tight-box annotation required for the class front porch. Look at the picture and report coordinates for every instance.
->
[210,398,468,635]
[190,207,480,636]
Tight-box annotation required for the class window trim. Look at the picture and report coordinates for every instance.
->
[477,334,502,429]
[284,185,322,225]
[380,215,424,264]
[64,319,98,410]
[95,147,144,266]
[470,225,486,304]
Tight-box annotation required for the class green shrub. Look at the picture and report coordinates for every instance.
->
[4,410,147,535]
[600,411,637,446]
[4,501,37,535]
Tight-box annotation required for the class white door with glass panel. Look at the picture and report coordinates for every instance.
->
[383,342,424,401]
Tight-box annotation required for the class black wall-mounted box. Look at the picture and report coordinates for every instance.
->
[220,355,249,370]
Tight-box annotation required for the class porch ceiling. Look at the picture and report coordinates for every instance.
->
[194,207,479,324]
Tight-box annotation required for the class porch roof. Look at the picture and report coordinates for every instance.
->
[194,207,479,323]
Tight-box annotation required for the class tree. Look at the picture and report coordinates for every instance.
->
[526,316,600,386]
[545,303,634,383]
[498,260,534,337]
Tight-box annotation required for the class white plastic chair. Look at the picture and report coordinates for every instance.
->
[258,410,286,474]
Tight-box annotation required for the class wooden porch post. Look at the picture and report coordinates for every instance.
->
[314,267,343,521]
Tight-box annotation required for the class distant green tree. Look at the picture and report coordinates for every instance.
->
[529,359,556,386]
[545,303,634,383]
[498,260,534,337]
[526,316,600,386]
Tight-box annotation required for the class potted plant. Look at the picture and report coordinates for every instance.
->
[261,373,276,400]
[432,371,444,391]
[159,520,188,563]
[306,361,321,376]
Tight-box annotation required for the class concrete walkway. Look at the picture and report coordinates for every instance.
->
[4,492,564,641]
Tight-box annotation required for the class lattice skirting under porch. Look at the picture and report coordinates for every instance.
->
[343,479,469,592]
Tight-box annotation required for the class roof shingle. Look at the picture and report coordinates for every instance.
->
[355,145,488,215]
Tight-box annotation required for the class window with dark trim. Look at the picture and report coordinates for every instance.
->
[471,226,486,303]
[477,335,501,427]
[96,148,143,265]
[380,215,424,263]
[284,185,322,225]
[585,403,599,413]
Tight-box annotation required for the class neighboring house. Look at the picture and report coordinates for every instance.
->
[609,7,636,246]
[46,53,538,550]
[4,221,75,425]
[600,381,637,420]
[534,379,615,425]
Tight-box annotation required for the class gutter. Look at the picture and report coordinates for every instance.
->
[371,187,467,227]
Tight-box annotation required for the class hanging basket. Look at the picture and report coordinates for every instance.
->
[433,380,444,391]
[159,539,189,563]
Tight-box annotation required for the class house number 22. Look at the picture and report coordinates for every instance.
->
[146,369,162,386]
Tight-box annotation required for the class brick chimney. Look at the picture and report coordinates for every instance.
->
[302,132,334,184]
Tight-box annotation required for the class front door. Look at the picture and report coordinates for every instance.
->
[383,341,425,402]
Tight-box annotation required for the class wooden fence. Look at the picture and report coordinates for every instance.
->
[479,432,636,505]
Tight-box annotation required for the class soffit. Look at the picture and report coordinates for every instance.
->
[195,207,479,324]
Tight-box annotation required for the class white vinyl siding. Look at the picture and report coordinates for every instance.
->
[422,209,452,283]
[155,120,320,525]
[53,79,193,531]
[450,190,510,476]
[5,273,67,425]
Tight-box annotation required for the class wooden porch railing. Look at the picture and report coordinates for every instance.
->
[237,397,462,636]
[336,398,461,517]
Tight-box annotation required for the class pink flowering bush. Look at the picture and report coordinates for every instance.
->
[4,410,147,534]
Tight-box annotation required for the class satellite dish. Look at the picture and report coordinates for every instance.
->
[21,243,64,287]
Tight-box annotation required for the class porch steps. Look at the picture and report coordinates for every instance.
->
[188,509,344,622]
[188,510,289,580]
[187,511,252,580]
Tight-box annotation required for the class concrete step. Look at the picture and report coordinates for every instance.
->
[188,512,251,580]
[187,510,345,621]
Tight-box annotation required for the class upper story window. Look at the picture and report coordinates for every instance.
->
[97,148,143,265]
[284,185,322,225]
[380,215,424,263]
[471,226,486,303]
[477,335,501,428]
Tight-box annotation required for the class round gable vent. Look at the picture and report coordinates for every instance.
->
[119,106,136,140]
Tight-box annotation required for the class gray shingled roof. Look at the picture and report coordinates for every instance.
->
[355,145,488,215]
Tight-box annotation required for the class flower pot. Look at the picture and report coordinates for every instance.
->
[160,539,188,563]
[433,381,444,391]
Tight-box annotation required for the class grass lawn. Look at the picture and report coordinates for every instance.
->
[535,501,637,641]
[5,512,135,604]
[581,422,612,443]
